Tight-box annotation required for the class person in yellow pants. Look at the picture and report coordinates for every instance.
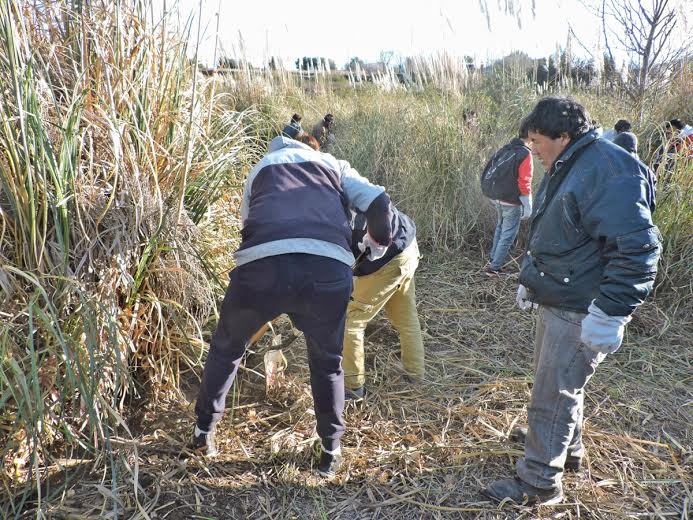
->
[343,206,425,399]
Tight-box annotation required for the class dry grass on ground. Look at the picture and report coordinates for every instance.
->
[40,254,692,519]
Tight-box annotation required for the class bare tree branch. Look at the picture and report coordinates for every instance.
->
[599,0,690,105]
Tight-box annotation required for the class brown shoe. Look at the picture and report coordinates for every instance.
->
[483,265,503,276]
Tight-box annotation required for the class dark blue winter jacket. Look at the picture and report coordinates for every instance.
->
[520,130,660,316]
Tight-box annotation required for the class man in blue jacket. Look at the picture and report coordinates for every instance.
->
[189,127,393,478]
[484,97,660,505]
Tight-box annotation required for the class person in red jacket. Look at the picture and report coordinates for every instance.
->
[480,119,534,275]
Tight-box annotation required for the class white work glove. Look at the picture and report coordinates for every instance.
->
[519,195,533,221]
[516,284,537,311]
[580,301,632,354]
[358,233,389,261]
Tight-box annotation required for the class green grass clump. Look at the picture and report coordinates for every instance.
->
[0,1,262,514]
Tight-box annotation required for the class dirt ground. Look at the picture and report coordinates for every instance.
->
[39,254,692,519]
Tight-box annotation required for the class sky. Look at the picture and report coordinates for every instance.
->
[165,0,615,68]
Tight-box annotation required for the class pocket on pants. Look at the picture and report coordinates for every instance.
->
[308,276,352,319]
[311,276,352,300]
[348,297,374,315]
[398,248,419,279]
[233,258,281,292]
[313,278,350,290]
[547,306,584,327]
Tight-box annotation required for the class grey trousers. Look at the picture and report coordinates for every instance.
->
[516,306,606,489]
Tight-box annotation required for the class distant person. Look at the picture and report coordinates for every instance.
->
[312,113,335,150]
[281,113,303,139]
[602,119,633,142]
[479,118,534,276]
[601,122,617,141]
[463,109,479,129]
[612,119,639,158]
[677,120,693,156]
[189,123,393,479]
[483,96,660,506]
[669,118,685,132]
[536,63,549,88]
[297,133,320,150]
[652,118,684,174]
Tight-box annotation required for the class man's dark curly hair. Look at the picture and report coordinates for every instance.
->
[524,97,591,140]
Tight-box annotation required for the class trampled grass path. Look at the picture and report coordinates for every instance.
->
[43,255,693,519]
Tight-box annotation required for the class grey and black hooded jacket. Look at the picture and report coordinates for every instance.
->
[350,206,416,276]
[520,130,660,316]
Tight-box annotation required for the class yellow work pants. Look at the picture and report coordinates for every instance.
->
[342,240,424,390]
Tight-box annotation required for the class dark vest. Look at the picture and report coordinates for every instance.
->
[238,160,352,253]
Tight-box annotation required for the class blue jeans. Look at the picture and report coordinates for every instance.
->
[489,202,521,270]
[516,306,606,489]
[195,254,353,452]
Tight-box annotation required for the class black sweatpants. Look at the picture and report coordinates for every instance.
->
[194,253,353,452]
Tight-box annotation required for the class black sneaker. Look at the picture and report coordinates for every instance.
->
[483,476,563,506]
[345,386,365,401]
[188,426,218,457]
[510,426,582,471]
[316,450,342,478]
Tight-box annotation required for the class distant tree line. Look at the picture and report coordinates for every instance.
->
[295,57,337,71]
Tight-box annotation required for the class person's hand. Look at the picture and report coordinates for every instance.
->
[358,233,389,261]
[519,195,533,221]
[516,284,537,310]
[580,301,631,354]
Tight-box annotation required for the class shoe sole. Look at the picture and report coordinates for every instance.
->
[482,488,564,506]
[179,449,218,461]
[540,494,564,506]
[483,271,514,277]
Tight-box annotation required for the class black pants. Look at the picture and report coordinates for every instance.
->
[194,254,353,451]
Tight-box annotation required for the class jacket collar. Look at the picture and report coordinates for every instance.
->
[268,135,314,153]
[550,129,600,174]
